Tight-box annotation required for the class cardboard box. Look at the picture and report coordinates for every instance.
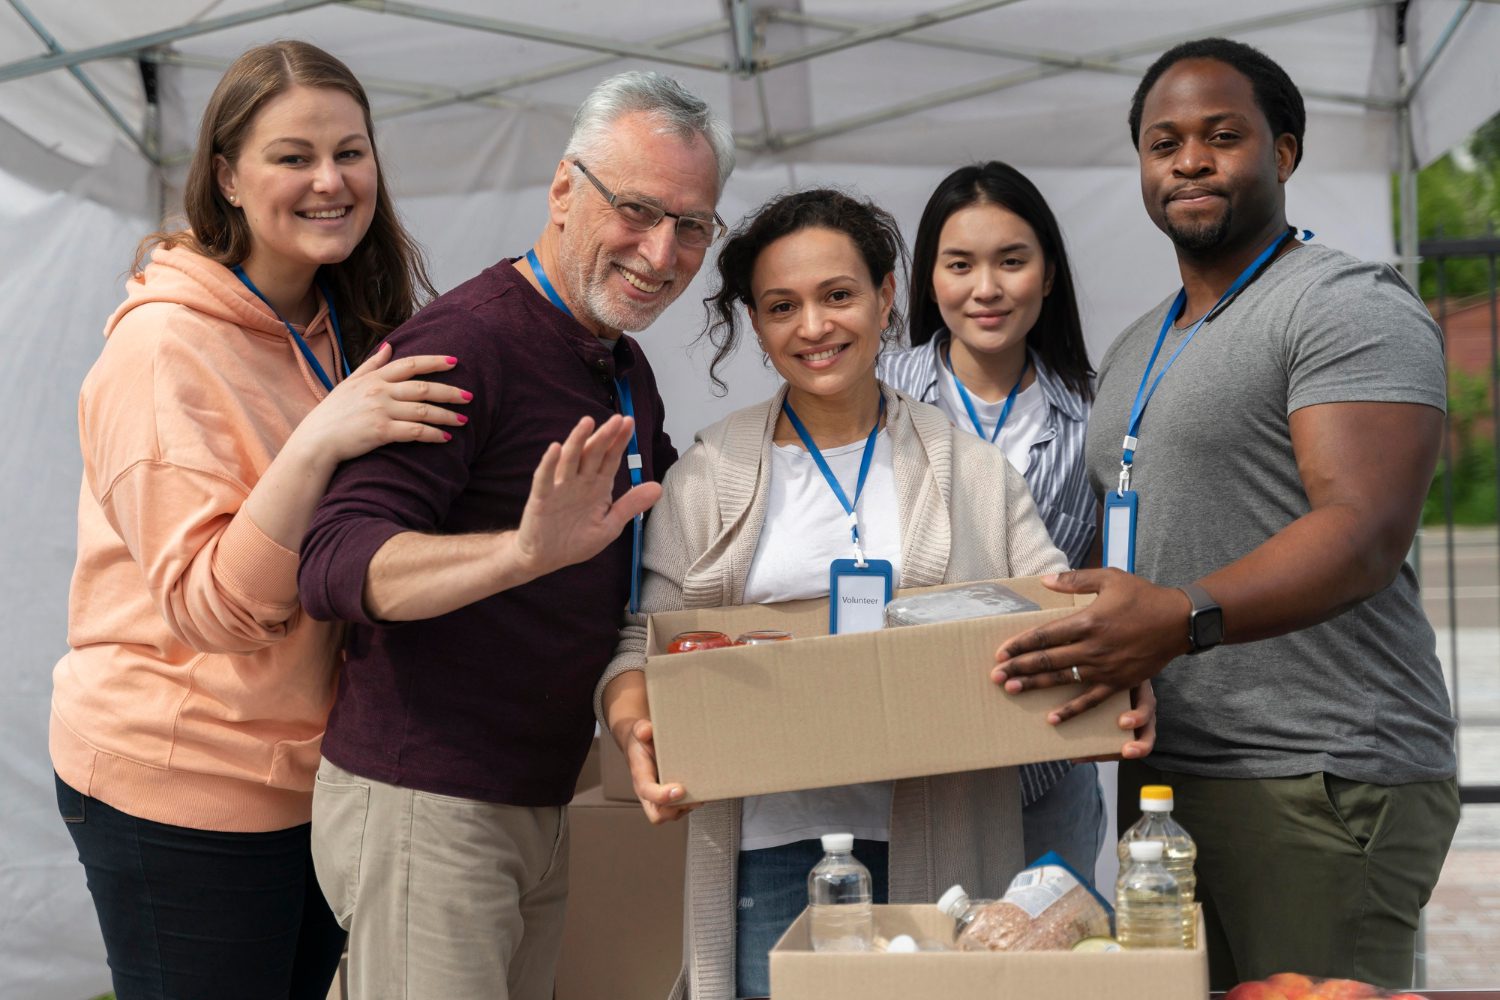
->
[645,576,1129,803]
[599,728,636,802]
[555,783,687,1000]
[770,905,1208,1000]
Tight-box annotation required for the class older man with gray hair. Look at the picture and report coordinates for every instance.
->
[297,71,734,1000]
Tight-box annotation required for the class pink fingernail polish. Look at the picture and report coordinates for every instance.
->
[381,341,391,351]
[442,431,452,441]
[456,414,468,425]
[446,356,458,365]
[460,390,473,402]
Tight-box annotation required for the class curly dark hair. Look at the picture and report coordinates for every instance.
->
[701,188,908,393]
[1128,37,1306,169]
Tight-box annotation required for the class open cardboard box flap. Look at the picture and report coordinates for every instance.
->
[645,576,1129,803]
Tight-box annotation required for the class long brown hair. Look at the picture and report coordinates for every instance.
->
[135,40,433,362]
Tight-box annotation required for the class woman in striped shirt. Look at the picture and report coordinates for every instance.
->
[877,160,1106,881]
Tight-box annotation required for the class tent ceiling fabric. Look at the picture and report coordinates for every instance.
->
[0,0,1497,202]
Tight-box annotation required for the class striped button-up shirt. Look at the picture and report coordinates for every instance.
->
[878,333,1097,807]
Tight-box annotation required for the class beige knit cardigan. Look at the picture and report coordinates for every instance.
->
[595,383,1069,1000]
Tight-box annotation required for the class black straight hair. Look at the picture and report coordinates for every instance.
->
[907,161,1093,400]
[701,188,907,393]
[1128,37,1306,169]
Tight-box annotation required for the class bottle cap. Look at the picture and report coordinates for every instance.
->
[821,832,855,852]
[936,884,969,916]
[1128,840,1165,861]
[886,934,918,953]
[1140,784,1175,811]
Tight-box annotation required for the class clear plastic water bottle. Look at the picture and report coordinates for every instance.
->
[808,833,873,952]
[935,884,994,947]
[1115,841,1185,949]
[1117,784,1197,946]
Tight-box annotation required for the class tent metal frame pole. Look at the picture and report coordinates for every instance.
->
[755,0,1026,71]
[146,49,483,104]
[1406,0,1473,102]
[765,0,1397,151]
[0,0,335,84]
[343,0,728,72]
[766,8,1143,76]
[5,0,155,161]
[764,6,1395,110]
[375,20,729,120]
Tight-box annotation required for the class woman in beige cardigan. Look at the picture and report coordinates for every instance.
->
[595,190,1154,999]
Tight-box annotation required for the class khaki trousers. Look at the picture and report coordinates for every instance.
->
[311,758,570,1000]
[1118,759,1459,991]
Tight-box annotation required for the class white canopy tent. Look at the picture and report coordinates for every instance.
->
[2,2,1496,995]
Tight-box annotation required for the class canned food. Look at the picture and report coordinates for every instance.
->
[667,630,732,653]
[734,629,794,645]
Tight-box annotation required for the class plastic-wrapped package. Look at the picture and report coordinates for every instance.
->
[950,852,1113,952]
[1225,974,1429,999]
[884,582,1041,627]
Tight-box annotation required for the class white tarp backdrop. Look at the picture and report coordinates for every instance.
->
[2,2,1497,995]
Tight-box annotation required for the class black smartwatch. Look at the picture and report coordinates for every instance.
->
[1179,582,1223,655]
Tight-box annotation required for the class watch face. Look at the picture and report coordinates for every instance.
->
[1194,608,1224,650]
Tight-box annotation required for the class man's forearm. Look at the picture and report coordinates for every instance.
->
[362,529,541,621]
[1199,500,1414,646]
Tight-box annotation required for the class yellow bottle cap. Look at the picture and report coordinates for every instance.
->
[1140,785,1175,810]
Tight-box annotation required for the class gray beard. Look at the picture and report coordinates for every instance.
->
[1165,205,1232,254]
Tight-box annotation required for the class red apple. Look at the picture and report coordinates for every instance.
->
[1310,979,1378,999]
[1265,973,1315,998]
[1224,985,1292,1000]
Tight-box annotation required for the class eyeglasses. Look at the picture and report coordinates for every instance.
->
[573,160,726,250]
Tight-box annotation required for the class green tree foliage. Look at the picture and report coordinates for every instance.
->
[1399,112,1500,300]
[1403,113,1500,526]
[1423,367,1499,526]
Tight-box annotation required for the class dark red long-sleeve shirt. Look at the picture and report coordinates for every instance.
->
[299,259,675,805]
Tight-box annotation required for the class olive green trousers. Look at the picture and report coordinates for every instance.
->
[1118,760,1459,991]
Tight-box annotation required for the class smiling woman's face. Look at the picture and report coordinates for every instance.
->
[748,226,893,404]
[214,84,377,283]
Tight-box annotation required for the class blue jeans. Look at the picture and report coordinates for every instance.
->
[1021,761,1106,882]
[734,838,889,999]
[56,773,346,1000]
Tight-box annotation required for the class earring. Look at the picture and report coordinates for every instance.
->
[228,195,239,206]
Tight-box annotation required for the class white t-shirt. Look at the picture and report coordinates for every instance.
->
[738,430,901,851]
[935,363,1049,475]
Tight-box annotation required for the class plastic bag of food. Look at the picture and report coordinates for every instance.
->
[956,851,1113,952]
[884,581,1041,627]
[1225,973,1429,999]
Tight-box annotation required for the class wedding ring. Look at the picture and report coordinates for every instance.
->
[1071,665,1083,684]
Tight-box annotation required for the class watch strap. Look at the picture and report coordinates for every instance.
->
[1179,581,1222,654]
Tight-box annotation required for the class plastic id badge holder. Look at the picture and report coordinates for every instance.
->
[829,558,893,635]
[1102,490,1138,573]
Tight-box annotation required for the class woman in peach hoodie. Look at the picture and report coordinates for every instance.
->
[50,41,466,999]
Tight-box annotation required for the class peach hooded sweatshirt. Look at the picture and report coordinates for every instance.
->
[51,244,345,832]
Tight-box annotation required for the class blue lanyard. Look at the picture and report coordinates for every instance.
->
[526,247,645,612]
[944,340,1029,444]
[782,395,885,563]
[1118,228,1299,492]
[231,265,347,393]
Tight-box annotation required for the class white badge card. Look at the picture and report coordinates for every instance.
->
[1103,489,1138,573]
[829,558,894,635]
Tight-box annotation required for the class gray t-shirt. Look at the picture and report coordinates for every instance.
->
[1085,243,1456,784]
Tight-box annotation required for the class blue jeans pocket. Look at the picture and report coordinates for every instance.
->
[55,772,85,824]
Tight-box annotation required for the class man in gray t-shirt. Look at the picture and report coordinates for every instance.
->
[991,38,1458,990]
